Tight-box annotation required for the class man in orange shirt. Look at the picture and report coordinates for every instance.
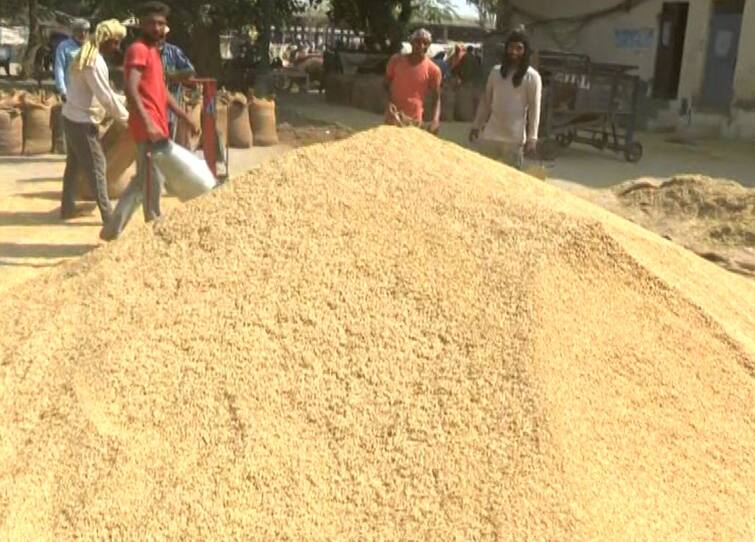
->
[384,28,442,134]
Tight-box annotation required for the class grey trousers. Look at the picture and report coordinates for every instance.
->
[61,118,111,221]
[100,141,165,241]
[478,139,524,170]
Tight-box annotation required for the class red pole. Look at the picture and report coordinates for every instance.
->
[199,78,218,178]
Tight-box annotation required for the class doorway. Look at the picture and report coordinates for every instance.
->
[653,2,689,99]
[701,0,744,110]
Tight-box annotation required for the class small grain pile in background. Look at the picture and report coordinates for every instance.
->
[0,127,753,540]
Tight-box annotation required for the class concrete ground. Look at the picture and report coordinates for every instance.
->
[277,93,755,188]
[0,146,291,293]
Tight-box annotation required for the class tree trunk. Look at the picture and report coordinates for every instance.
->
[21,0,41,79]
[495,0,514,32]
[253,0,275,95]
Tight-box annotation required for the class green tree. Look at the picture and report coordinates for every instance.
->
[327,0,456,53]
[467,0,512,31]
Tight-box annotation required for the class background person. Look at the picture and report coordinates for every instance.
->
[384,28,441,133]
[469,30,542,170]
[60,20,129,222]
[101,1,198,241]
[54,19,90,101]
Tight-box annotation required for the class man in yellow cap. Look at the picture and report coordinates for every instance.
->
[60,19,129,222]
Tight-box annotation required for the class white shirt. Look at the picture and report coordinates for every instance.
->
[473,65,542,145]
[62,53,129,125]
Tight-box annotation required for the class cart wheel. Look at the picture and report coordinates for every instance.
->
[538,139,560,161]
[556,132,574,148]
[624,142,643,163]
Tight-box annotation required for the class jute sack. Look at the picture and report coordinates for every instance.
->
[325,73,356,106]
[215,90,230,148]
[440,85,456,122]
[22,93,56,155]
[454,84,479,122]
[249,96,278,147]
[227,93,252,148]
[75,120,136,200]
[0,107,23,155]
[175,92,202,150]
[367,76,389,115]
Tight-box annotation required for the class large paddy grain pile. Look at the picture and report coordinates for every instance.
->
[1,127,754,540]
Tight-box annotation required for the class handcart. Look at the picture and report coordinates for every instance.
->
[536,50,644,163]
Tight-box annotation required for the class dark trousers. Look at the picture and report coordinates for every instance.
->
[60,118,111,222]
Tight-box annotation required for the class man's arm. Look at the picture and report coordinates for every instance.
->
[167,91,198,134]
[428,66,442,134]
[470,69,494,141]
[525,71,543,153]
[126,67,163,142]
[88,58,128,123]
[53,42,68,97]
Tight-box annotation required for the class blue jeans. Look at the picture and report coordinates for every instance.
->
[100,141,166,240]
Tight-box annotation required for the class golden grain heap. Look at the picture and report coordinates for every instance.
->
[0,127,753,540]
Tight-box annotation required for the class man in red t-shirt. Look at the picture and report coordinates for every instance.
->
[384,28,442,134]
[101,1,198,241]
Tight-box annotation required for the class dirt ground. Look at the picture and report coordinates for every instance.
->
[1,93,753,292]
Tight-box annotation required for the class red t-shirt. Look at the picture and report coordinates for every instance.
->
[385,54,442,122]
[125,39,169,142]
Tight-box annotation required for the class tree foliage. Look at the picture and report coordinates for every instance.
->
[326,0,456,53]
[466,0,512,31]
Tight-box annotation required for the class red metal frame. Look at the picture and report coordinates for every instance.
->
[194,78,218,178]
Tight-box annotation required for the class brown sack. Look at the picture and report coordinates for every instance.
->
[75,121,136,200]
[454,84,479,122]
[175,92,203,150]
[440,85,456,122]
[22,93,56,155]
[325,73,356,106]
[249,96,278,147]
[227,93,252,148]
[215,90,230,148]
[0,107,23,155]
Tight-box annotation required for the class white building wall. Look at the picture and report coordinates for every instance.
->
[510,0,666,82]
[506,0,755,139]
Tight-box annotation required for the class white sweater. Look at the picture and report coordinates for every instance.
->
[62,53,128,125]
[472,65,542,145]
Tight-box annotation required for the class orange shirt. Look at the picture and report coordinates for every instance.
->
[385,54,442,122]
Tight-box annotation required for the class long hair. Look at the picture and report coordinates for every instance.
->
[500,30,531,88]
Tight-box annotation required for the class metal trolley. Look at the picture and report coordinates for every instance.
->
[536,50,644,163]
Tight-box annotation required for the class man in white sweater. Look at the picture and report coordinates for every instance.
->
[469,30,542,170]
[60,19,129,222]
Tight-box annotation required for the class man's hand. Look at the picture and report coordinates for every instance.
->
[146,122,164,143]
[60,94,67,103]
[469,128,480,142]
[525,139,538,156]
[188,119,200,136]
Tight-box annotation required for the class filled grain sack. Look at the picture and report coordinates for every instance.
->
[249,96,278,147]
[22,93,56,155]
[349,77,370,111]
[455,84,479,122]
[440,85,456,122]
[215,90,230,149]
[152,139,215,202]
[227,93,252,148]
[368,76,389,115]
[75,120,136,200]
[175,92,202,151]
[0,107,23,155]
[325,73,356,106]
[298,57,324,90]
